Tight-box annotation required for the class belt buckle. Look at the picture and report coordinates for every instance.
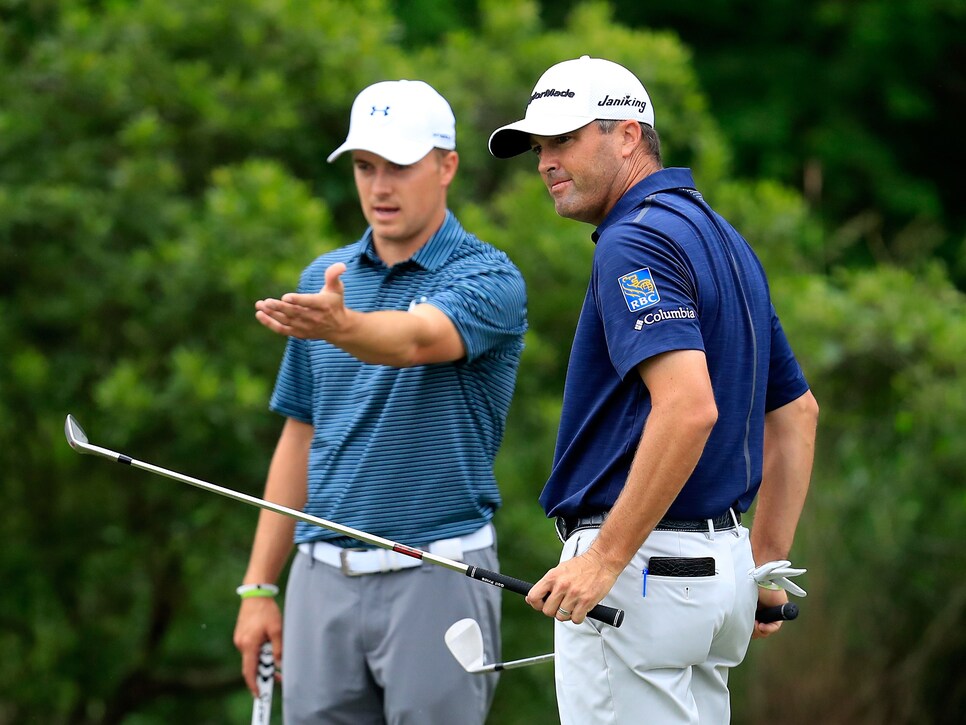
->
[554,517,569,543]
[339,547,370,577]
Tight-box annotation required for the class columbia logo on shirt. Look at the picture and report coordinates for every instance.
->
[635,307,697,329]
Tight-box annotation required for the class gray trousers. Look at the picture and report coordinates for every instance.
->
[282,544,501,725]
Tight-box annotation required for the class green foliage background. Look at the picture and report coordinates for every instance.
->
[1,1,963,723]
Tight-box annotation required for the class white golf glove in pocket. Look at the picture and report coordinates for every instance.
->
[750,560,807,597]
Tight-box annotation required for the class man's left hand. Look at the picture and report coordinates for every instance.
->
[750,559,807,597]
[753,585,788,639]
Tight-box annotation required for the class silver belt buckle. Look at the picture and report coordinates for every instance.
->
[339,547,369,577]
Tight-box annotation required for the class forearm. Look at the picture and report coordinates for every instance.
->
[235,419,308,695]
[242,512,297,585]
[751,390,819,563]
[241,418,312,584]
[257,283,466,367]
[592,411,714,570]
[590,351,718,571]
[328,307,460,367]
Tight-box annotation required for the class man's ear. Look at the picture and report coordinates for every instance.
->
[620,119,643,158]
[439,150,459,186]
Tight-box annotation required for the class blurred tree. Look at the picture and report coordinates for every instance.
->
[387,0,479,47]
[534,0,966,284]
[735,264,966,724]
[0,0,963,723]
[0,0,405,721]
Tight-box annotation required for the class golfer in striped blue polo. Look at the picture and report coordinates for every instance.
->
[233,79,527,724]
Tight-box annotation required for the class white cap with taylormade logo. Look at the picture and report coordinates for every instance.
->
[327,79,456,165]
[488,55,654,159]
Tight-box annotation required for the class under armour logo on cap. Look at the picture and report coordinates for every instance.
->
[371,106,390,116]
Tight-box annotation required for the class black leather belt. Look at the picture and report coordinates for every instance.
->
[555,508,739,542]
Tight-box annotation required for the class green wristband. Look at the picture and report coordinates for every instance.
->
[236,583,280,599]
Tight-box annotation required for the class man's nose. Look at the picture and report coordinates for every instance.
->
[371,167,393,194]
[537,152,557,175]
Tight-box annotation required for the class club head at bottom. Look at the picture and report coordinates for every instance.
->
[444,618,486,673]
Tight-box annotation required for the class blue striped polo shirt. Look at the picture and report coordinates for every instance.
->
[271,211,527,547]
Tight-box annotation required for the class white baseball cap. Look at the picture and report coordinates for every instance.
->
[488,56,654,159]
[327,80,456,165]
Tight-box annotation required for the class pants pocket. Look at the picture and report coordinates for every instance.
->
[637,573,720,667]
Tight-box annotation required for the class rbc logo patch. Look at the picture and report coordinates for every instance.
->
[618,267,661,312]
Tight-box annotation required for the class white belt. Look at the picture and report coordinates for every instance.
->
[297,524,495,577]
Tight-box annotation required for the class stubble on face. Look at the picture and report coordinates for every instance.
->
[538,124,626,226]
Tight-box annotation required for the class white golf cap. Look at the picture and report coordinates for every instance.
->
[327,79,456,165]
[488,55,654,159]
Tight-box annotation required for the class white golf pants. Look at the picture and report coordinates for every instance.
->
[554,524,758,724]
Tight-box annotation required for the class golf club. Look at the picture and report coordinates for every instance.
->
[446,598,797,677]
[445,618,554,674]
[64,414,624,628]
[251,642,275,725]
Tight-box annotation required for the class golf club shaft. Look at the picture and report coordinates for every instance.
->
[478,652,555,673]
[467,602,790,674]
[65,415,624,627]
[467,602,793,673]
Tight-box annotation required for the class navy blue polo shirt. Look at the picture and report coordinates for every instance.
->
[540,168,808,520]
[271,211,528,547]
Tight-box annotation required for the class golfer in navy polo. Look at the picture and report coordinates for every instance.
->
[490,56,818,724]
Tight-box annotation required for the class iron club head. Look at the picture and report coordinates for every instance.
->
[444,618,486,673]
[65,414,91,453]
[444,618,555,674]
[64,414,126,463]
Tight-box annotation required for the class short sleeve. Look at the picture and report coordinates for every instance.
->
[594,227,704,379]
[269,336,314,423]
[427,257,528,362]
[765,307,810,411]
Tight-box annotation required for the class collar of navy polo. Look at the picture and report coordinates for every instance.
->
[592,167,697,243]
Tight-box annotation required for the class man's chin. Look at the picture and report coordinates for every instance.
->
[553,198,585,223]
[370,219,402,237]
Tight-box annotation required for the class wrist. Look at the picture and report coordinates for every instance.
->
[585,542,628,578]
[236,583,280,599]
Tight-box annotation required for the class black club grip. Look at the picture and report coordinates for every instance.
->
[465,565,625,628]
[757,602,799,623]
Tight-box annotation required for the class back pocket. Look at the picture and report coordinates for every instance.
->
[648,556,715,577]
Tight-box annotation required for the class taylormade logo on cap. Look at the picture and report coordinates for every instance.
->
[489,55,655,159]
[530,88,576,101]
[327,79,456,166]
